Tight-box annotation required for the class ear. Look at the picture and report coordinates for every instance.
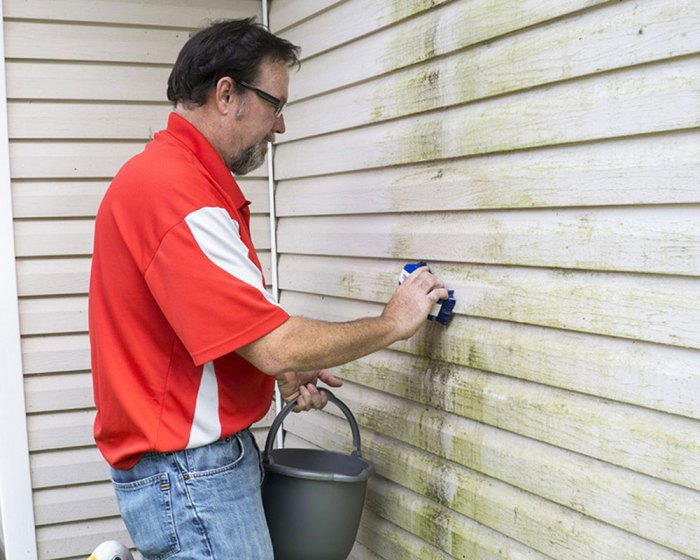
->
[214,76,237,114]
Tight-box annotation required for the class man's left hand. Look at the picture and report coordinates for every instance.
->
[277,370,343,412]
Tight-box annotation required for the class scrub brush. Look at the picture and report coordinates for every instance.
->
[398,261,455,325]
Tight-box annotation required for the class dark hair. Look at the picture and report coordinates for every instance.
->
[167,18,300,106]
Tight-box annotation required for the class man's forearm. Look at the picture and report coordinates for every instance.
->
[237,315,400,376]
[237,266,448,376]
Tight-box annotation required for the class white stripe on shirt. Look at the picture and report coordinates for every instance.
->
[186,361,221,448]
[184,206,279,307]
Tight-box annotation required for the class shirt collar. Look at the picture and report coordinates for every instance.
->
[163,112,248,210]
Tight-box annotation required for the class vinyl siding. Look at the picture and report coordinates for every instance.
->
[272,1,700,559]
[2,1,266,558]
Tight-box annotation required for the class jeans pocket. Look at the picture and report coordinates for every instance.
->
[112,472,180,560]
[187,432,246,478]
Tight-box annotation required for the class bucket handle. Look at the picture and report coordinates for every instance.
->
[264,389,363,460]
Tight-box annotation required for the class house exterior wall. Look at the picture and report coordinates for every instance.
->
[271,1,700,558]
[0,1,267,558]
[1,0,699,558]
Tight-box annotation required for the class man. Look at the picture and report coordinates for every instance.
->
[89,18,447,559]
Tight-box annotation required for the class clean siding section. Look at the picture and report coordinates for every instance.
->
[1,1,266,558]
[272,1,700,558]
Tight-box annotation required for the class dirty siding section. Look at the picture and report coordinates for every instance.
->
[1,1,269,558]
[271,1,700,559]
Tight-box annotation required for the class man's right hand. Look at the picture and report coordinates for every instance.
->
[381,266,449,340]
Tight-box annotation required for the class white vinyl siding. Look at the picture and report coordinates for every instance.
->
[1,1,266,558]
[272,1,700,559]
[2,1,699,558]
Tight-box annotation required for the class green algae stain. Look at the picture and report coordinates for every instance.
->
[372,271,399,301]
[388,234,413,259]
[401,118,446,163]
[370,65,444,125]
[383,12,440,73]
[389,0,440,23]
[337,272,361,298]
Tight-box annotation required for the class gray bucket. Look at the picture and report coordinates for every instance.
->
[262,389,373,560]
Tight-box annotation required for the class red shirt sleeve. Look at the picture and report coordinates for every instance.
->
[144,206,289,365]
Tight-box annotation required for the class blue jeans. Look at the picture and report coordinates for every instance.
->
[111,429,273,560]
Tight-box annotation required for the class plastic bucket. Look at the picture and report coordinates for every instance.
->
[262,389,373,560]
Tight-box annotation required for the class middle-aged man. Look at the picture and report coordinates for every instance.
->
[89,18,448,559]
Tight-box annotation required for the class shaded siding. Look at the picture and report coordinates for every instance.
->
[272,1,700,559]
[2,1,266,558]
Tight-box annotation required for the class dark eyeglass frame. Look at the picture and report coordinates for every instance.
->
[237,80,286,117]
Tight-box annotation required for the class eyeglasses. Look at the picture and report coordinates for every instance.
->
[237,80,286,117]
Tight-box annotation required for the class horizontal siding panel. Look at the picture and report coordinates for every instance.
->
[289,409,696,559]
[10,140,267,180]
[10,141,146,179]
[280,292,700,421]
[14,215,269,257]
[279,255,700,349]
[26,391,272,452]
[16,257,91,296]
[16,254,269,300]
[22,334,90,374]
[269,0,343,34]
[276,132,700,215]
[250,215,271,250]
[277,57,700,178]
[31,447,109,489]
[6,61,170,102]
[278,0,452,60]
[25,372,92,412]
[286,0,608,101]
[285,0,466,101]
[12,177,267,218]
[348,540,383,560]
[283,0,700,142]
[311,381,700,556]
[20,296,87,335]
[28,409,95,451]
[283,432,321,450]
[366,475,687,560]
[34,482,117,526]
[278,207,700,275]
[12,181,107,218]
[238,177,270,214]
[8,102,170,140]
[36,517,132,560]
[3,0,259,26]
[370,477,552,560]
[14,219,94,257]
[4,21,186,63]
[356,511,453,560]
[15,254,269,298]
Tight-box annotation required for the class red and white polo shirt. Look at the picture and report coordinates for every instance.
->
[89,113,289,469]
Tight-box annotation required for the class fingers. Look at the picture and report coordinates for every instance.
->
[317,369,344,387]
[430,286,450,302]
[278,370,343,412]
[409,267,446,294]
[294,383,328,412]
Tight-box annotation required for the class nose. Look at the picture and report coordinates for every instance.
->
[273,114,286,134]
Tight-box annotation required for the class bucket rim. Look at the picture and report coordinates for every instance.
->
[264,449,374,482]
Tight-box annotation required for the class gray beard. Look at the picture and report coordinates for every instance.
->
[230,142,267,176]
